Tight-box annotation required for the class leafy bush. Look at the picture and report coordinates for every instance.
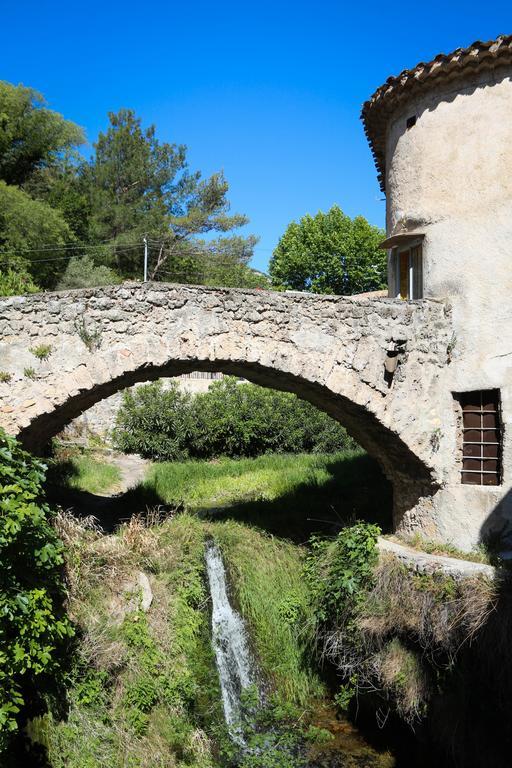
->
[56,255,121,290]
[113,377,356,461]
[304,522,380,713]
[112,381,195,460]
[0,429,73,752]
[306,522,380,627]
[0,267,39,297]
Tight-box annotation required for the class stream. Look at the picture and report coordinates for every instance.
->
[205,540,396,767]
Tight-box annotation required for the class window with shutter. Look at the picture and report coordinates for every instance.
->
[393,244,423,299]
[459,390,502,486]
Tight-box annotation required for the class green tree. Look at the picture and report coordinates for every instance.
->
[85,109,255,281]
[0,81,84,188]
[269,205,386,295]
[0,181,74,288]
[163,235,270,289]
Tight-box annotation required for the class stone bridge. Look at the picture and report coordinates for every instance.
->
[0,283,455,535]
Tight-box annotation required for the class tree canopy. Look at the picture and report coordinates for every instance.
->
[0,82,261,294]
[269,205,386,295]
[0,81,84,188]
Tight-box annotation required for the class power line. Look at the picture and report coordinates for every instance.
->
[0,244,142,267]
[0,239,142,256]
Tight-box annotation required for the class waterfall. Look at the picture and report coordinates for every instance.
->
[205,540,257,743]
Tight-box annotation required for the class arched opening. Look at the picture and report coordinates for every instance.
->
[45,366,395,538]
[27,357,435,536]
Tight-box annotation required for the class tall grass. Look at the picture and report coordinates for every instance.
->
[138,450,392,538]
[48,450,122,495]
[32,511,326,765]
[211,519,323,705]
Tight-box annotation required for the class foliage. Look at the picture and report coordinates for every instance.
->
[0,81,84,188]
[269,205,386,295]
[85,108,255,282]
[0,267,38,297]
[30,344,52,361]
[0,80,260,291]
[38,512,224,767]
[24,366,36,379]
[113,381,195,461]
[303,523,380,714]
[306,522,380,627]
[190,377,355,458]
[56,255,121,290]
[0,430,73,753]
[0,181,74,288]
[113,377,356,461]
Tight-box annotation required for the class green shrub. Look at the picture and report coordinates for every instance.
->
[306,522,380,627]
[0,429,74,753]
[112,380,195,461]
[189,377,355,458]
[113,377,356,461]
[0,267,39,297]
[56,255,121,290]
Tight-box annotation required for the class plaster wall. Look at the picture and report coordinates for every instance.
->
[384,67,512,549]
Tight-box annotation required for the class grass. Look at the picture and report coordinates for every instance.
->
[28,511,223,768]
[139,450,392,539]
[144,452,359,508]
[389,532,491,564]
[211,519,323,705]
[65,454,121,495]
[25,510,331,766]
[50,451,122,495]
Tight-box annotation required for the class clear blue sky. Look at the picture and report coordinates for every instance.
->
[1,1,511,272]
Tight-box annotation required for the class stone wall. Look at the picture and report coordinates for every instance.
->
[0,283,455,540]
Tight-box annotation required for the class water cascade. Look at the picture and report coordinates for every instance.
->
[205,540,257,743]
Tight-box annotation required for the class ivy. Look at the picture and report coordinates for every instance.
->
[0,429,74,752]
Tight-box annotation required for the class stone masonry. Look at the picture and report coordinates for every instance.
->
[0,282,455,540]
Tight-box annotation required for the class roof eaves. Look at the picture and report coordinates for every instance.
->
[361,35,512,192]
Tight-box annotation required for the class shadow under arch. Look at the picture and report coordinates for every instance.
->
[18,358,436,525]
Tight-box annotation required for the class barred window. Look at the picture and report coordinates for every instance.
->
[460,390,502,486]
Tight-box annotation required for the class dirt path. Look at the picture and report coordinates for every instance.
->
[109,452,150,495]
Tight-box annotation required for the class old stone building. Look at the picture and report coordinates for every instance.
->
[362,34,512,547]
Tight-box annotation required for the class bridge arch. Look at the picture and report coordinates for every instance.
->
[0,283,453,528]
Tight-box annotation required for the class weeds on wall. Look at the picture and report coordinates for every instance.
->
[30,344,52,361]
[0,371,12,383]
[74,316,102,352]
[307,525,499,728]
[23,366,36,379]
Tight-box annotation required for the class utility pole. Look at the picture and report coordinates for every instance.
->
[143,236,148,282]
